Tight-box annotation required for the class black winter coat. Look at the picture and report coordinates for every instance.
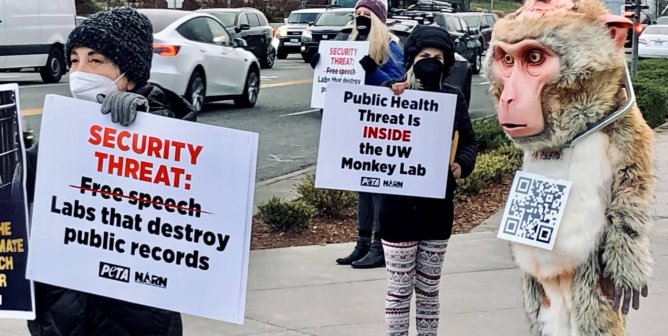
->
[379,82,478,243]
[26,83,195,336]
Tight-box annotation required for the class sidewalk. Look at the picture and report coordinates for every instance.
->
[3,127,668,335]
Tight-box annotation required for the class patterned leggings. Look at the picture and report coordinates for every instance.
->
[383,240,449,336]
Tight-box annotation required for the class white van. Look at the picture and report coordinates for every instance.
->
[0,0,76,83]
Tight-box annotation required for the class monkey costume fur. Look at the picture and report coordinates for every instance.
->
[483,0,656,335]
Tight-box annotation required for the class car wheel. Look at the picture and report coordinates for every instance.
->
[40,47,65,83]
[235,67,260,108]
[277,49,288,59]
[261,44,276,69]
[185,71,206,114]
[472,50,482,75]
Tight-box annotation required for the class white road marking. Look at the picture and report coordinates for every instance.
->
[20,83,69,89]
[280,109,319,117]
[476,81,490,85]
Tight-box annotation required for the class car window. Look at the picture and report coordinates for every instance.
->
[315,11,354,26]
[482,16,493,28]
[288,12,320,24]
[643,25,668,35]
[238,13,249,26]
[177,17,214,43]
[208,12,237,27]
[257,12,269,26]
[460,15,480,28]
[459,19,469,33]
[657,17,668,25]
[247,13,261,27]
[444,16,458,33]
[206,18,232,45]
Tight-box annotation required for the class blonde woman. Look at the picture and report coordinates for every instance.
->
[380,25,478,336]
[310,0,405,268]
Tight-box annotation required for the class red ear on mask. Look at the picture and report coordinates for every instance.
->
[600,14,632,50]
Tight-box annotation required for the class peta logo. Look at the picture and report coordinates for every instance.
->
[360,177,380,187]
[98,262,130,283]
[135,271,168,289]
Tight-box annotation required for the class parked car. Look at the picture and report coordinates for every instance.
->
[197,7,276,69]
[639,24,668,59]
[454,12,497,52]
[137,9,261,113]
[0,0,75,83]
[301,8,355,63]
[274,8,327,59]
[387,11,483,74]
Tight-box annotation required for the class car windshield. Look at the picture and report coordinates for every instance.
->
[139,10,191,33]
[657,17,668,25]
[288,12,320,24]
[315,11,354,26]
[460,15,480,28]
[207,12,237,27]
[644,25,668,35]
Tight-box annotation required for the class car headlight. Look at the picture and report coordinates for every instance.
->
[302,30,312,40]
[278,27,287,37]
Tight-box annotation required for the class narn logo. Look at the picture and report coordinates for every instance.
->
[98,262,130,283]
[135,272,168,289]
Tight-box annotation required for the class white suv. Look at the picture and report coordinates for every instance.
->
[273,8,327,59]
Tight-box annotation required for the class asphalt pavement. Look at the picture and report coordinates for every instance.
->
[2,54,496,182]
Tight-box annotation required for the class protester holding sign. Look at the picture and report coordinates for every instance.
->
[379,25,478,336]
[313,0,405,269]
[25,6,194,336]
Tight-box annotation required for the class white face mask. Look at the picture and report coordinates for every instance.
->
[69,71,125,102]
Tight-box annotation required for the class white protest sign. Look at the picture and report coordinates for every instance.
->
[26,95,258,324]
[315,83,456,198]
[310,40,369,108]
[497,171,572,250]
[0,83,35,320]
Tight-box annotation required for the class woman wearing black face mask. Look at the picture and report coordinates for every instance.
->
[378,25,478,336]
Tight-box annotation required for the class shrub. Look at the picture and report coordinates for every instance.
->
[634,59,668,128]
[296,175,357,218]
[472,116,511,152]
[258,197,315,233]
[458,144,523,195]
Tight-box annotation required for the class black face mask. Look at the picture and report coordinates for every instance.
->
[413,57,444,89]
[356,16,371,37]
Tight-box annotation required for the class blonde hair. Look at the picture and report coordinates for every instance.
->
[349,12,398,65]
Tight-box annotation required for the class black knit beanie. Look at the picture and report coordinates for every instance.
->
[404,25,455,72]
[66,6,153,86]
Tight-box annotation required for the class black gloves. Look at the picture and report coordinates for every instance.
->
[309,53,320,69]
[359,55,378,74]
[97,91,149,127]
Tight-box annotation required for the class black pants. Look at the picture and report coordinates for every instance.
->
[358,192,381,237]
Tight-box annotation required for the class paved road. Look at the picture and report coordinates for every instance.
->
[2,55,496,181]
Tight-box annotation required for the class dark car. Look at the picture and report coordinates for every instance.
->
[455,12,497,52]
[274,8,327,59]
[300,8,355,63]
[197,8,276,69]
[388,11,483,74]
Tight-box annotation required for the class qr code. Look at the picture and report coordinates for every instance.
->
[499,172,571,249]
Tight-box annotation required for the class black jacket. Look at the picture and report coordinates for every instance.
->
[26,83,195,336]
[378,82,478,243]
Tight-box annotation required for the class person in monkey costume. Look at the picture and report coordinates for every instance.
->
[483,0,655,335]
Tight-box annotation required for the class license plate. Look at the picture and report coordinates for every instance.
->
[290,38,298,42]
[322,35,329,39]
[655,41,664,47]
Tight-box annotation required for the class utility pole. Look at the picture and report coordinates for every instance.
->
[630,0,642,78]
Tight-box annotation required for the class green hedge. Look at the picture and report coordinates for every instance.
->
[471,116,511,152]
[634,59,668,128]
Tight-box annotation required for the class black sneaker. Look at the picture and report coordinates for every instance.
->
[336,237,371,265]
[351,241,385,269]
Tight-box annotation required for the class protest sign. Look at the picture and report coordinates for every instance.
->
[0,84,35,319]
[310,40,369,108]
[315,83,456,198]
[26,95,258,324]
